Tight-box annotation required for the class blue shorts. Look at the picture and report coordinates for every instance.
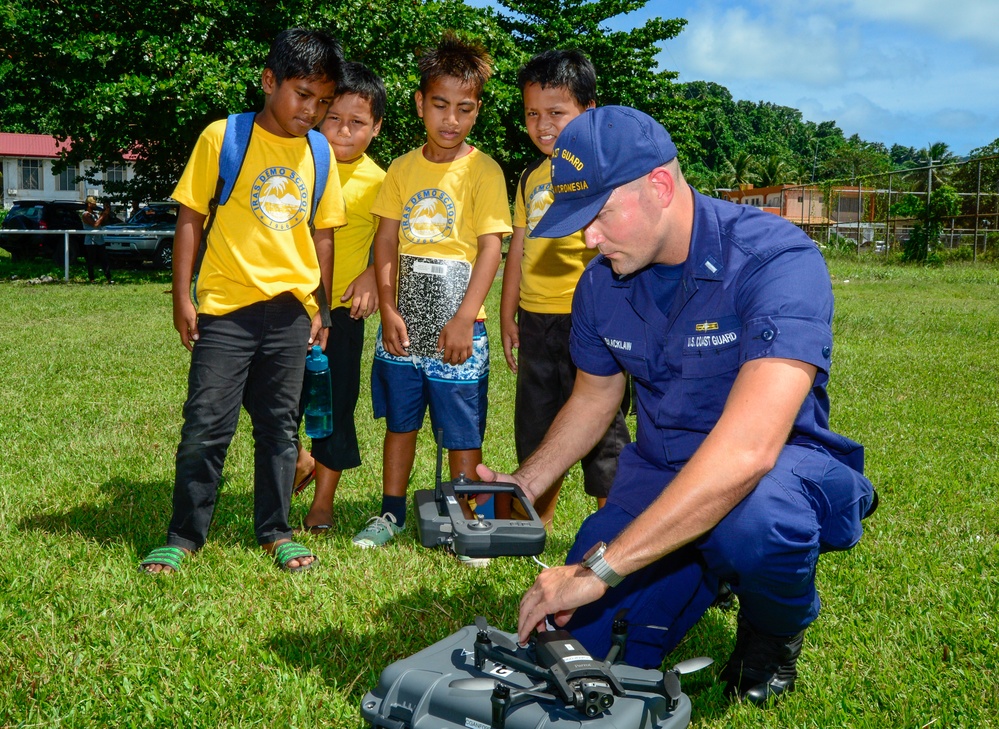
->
[371,321,489,450]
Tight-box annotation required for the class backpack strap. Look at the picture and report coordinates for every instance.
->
[305,128,332,327]
[305,128,330,233]
[189,114,332,329]
[191,113,255,306]
[519,155,548,205]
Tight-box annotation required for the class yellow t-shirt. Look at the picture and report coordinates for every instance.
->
[172,118,347,317]
[333,153,386,308]
[371,146,513,319]
[514,158,597,314]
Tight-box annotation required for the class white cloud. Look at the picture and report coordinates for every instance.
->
[676,6,845,86]
[666,0,999,153]
[836,0,999,55]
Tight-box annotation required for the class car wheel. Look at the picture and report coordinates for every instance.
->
[155,239,173,270]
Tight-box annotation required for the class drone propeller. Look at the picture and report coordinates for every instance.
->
[672,656,714,674]
[661,656,715,703]
[449,677,557,702]
[474,616,520,653]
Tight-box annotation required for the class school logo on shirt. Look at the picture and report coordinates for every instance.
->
[250,167,309,231]
[401,188,455,244]
[526,184,553,233]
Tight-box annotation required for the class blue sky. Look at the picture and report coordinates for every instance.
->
[468,0,999,157]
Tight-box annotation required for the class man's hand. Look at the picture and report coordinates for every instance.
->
[380,307,410,356]
[474,462,540,507]
[173,297,199,351]
[517,562,608,645]
[343,266,378,320]
[438,312,474,365]
[309,311,329,350]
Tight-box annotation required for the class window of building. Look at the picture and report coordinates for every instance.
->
[105,163,126,185]
[18,159,43,190]
[56,164,79,192]
[839,197,860,213]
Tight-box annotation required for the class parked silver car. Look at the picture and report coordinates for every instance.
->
[103,202,179,270]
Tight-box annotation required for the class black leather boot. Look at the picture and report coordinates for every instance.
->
[720,613,804,706]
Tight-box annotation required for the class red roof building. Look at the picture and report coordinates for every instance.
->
[1,131,133,207]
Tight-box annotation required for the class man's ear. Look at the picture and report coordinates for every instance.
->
[648,166,676,207]
[414,91,424,118]
[372,119,382,137]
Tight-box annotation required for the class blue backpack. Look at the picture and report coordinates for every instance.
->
[193,112,332,322]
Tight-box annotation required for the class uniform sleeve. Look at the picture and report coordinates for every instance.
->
[369,158,404,222]
[171,123,224,215]
[569,263,624,377]
[738,242,835,372]
[472,159,513,237]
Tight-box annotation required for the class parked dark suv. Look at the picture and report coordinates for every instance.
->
[103,202,179,270]
[0,200,88,262]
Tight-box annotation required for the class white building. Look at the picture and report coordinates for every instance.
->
[1,131,133,208]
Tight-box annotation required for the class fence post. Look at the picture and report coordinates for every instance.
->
[63,231,70,281]
[974,160,982,263]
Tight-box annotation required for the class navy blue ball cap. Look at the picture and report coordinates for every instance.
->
[532,106,678,239]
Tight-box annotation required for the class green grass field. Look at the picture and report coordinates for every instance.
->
[0,255,996,728]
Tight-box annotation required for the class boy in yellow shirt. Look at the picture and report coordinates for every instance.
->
[296,62,387,534]
[354,33,512,556]
[140,29,346,574]
[499,50,630,528]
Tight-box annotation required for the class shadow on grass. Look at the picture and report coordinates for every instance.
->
[16,475,264,552]
[0,255,172,285]
[269,582,739,725]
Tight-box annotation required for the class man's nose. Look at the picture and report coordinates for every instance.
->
[582,225,601,249]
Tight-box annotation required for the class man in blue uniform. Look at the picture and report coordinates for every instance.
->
[477,106,875,705]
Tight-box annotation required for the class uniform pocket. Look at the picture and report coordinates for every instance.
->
[793,448,874,552]
[679,314,742,378]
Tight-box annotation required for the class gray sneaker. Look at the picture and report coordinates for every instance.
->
[452,550,491,568]
[352,513,402,548]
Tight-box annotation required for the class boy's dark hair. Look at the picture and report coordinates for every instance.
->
[418,32,493,97]
[334,61,387,123]
[266,28,345,87]
[517,50,597,108]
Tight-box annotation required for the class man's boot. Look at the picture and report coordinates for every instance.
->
[720,613,804,706]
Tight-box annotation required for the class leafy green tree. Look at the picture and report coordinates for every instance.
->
[0,0,518,202]
[890,184,961,261]
[725,150,756,188]
[752,154,794,188]
[820,134,891,181]
[488,0,699,168]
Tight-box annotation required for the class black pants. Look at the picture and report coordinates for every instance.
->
[84,243,112,282]
[167,294,311,551]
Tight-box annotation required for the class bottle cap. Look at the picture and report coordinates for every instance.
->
[305,344,328,372]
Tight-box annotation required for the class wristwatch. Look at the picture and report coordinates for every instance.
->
[581,541,624,588]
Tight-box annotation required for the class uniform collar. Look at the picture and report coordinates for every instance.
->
[685,188,725,282]
[607,186,725,289]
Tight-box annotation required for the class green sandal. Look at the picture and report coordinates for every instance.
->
[274,541,316,573]
[139,546,187,574]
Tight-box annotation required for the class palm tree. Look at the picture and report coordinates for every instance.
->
[908,141,956,193]
[752,155,793,188]
[725,151,756,188]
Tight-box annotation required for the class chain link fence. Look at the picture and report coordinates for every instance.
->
[780,155,999,262]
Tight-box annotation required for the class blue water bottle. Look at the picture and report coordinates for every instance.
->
[304,345,333,439]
